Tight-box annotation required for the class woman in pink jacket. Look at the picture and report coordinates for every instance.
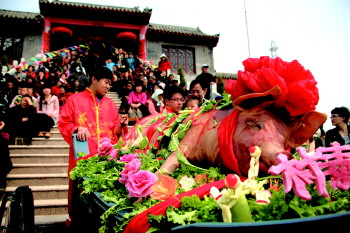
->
[128,82,150,121]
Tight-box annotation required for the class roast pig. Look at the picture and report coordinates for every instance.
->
[123,56,327,177]
[123,101,326,177]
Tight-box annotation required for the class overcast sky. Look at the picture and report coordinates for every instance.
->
[1,0,350,131]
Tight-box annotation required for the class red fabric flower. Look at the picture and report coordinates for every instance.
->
[225,56,319,116]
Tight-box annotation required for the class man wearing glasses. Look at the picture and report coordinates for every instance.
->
[325,106,350,147]
[163,85,186,114]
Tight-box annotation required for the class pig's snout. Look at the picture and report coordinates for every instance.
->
[268,150,293,166]
[277,150,293,160]
[259,150,293,174]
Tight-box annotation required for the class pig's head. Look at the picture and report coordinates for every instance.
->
[220,56,327,177]
[231,104,326,176]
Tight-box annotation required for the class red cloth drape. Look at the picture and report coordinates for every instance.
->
[124,179,225,233]
[217,109,242,177]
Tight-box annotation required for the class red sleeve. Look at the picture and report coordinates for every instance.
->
[58,96,78,146]
[110,100,122,142]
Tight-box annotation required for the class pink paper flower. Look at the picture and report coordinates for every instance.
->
[100,137,111,144]
[108,149,119,161]
[125,170,157,198]
[98,137,114,156]
[119,158,141,184]
[118,153,139,163]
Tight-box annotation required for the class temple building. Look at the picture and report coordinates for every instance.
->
[0,0,229,81]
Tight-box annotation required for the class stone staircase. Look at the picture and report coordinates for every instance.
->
[7,127,70,226]
[106,91,122,110]
[4,91,123,229]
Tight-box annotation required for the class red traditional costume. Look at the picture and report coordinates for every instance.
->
[58,88,122,173]
[58,88,124,218]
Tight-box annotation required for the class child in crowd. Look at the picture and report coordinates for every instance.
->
[9,86,28,108]
[186,96,201,110]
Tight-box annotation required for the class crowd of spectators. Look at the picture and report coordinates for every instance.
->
[0,47,222,146]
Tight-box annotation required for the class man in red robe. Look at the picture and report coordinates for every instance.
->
[59,66,128,171]
[58,66,128,227]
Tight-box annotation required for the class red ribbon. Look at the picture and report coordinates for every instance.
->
[124,179,225,233]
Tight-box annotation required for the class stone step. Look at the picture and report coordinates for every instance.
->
[110,99,122,104]
[9,145,69,154]
[2,199,68,222]
[50,127,60,133]
[6,173,68,187]
[106,92,118,95]
[6,185,69,200]
[35,214,69,226]
[11,163,68,174]
[31,138,67,145]
[34,132,63,139]
[34,199,68,216]
[10,154,68,164]
[108,96,121,99]
[44,133,63,139]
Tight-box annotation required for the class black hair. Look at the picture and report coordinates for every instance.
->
[19,83,29,89]
[189,79,208,91]
[21,94,33,101]
[38,85,51,111]
[331,106,350,123]
[163,85,185,100]
[133,80,145,92]
[88,66,113,86]
[188,95,202,107]
[59,84,69,92]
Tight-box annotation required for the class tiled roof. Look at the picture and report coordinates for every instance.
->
[148,23,220,38]
[0,9,43,35]
[39,0,151,14]
[147,24,220,47]
[148,24,215,37]
[39,0,151,25]
[215,72,238,80]
[0,9,43,21]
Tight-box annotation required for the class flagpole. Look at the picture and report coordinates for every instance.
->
[244,0,251,57]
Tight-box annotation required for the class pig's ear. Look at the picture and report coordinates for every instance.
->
[287,111,327,148]
[233,86,282,111]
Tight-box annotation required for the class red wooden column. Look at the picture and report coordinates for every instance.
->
[42,18,51,53]
[139,25,147,60]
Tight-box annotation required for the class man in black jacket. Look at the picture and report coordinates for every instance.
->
[194,64,215,100]
[325,106,350,147]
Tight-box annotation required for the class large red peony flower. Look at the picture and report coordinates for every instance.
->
[225,56,319,117]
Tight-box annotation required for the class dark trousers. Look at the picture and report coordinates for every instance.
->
[33,113,55,133]
[8,120,34,144]
[0,135,12,184]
